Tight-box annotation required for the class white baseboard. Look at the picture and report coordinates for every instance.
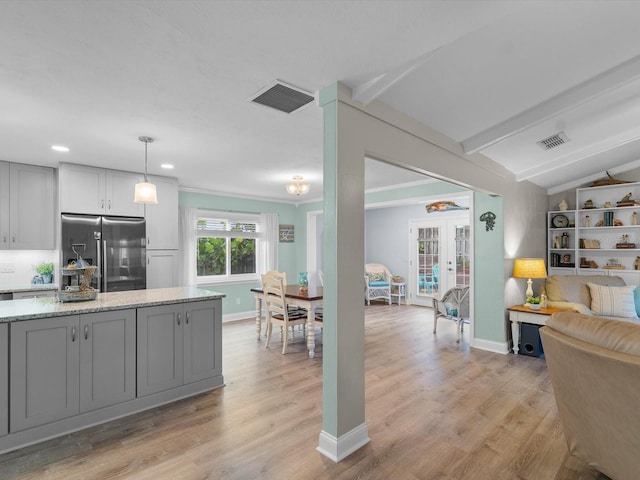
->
[472,337,510,355]
[316,422,370,462]
[222,311,255,323]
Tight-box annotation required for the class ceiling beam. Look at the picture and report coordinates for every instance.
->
[462,53,640,155]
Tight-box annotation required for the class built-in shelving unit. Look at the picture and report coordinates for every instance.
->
[548,181,640,286]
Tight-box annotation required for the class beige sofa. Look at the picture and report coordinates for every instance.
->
[540,312,640,480]
[545,274,628,315]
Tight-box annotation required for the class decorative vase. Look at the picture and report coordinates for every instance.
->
[298,272,309,288]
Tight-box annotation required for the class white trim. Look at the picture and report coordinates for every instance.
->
[222,311,255,323]
[365,192,470,211]
[316,423,370,462]
[364,178,437,195]
[472,337,509,355]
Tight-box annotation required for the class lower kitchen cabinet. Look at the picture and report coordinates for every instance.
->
[10,315,80,432]
[0,324,7,437]
[9,309,136,432]
[137,300,221,397]
[80,310,136,413]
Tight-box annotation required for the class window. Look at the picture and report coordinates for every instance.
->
[196,213,260,283]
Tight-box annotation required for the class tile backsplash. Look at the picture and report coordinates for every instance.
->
[0,251,58,286]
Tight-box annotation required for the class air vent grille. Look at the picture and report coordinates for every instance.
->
[249,80,314,114]
[537,131,570,150]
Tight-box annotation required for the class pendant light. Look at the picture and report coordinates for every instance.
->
[134,136,158,204]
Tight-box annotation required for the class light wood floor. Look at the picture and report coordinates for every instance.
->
[0,304,609,479]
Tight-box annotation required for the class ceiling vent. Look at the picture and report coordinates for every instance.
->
[249,80,314,114]
[537,131,570,151]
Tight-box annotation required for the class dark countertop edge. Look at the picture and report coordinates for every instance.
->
[0,285,58,294]
[0,291,226,323]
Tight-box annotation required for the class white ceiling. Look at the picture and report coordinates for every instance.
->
[3,1,640,203]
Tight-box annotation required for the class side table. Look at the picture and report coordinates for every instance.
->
[390,282,406,305]
[507,305,563,354]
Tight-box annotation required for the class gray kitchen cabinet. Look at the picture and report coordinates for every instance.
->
[58,163,144,217]
[10,315,80,432]
[145,175,178,249]
[0,161,55,250]
[183,300,222,384]
[79,309,136,413]
[146,250,178,289]
[137,300,220,397]
[10,309,137,432]
[0,324,7,437]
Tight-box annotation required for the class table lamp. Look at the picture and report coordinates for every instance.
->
[513,258,547,299]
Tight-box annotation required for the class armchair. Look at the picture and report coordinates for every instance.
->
[432,286,469,343]
[364,263,392,305]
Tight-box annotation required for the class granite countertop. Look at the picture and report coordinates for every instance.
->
[0,286,225,322]
[0,284,58,294]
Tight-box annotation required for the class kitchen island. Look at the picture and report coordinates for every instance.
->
[0,286,225,454]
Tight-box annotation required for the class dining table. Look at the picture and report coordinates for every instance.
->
[250,284,323,358]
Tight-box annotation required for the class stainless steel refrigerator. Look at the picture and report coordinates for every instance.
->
[61,214,146,292]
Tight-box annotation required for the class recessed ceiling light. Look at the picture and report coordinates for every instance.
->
[51,145,70,152]
[160,164,174,169]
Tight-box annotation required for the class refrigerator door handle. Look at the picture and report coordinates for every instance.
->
[96,239,102,290]
[103,240,108,292]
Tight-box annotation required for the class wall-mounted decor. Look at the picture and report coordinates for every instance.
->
[479,211,496,231]
[425,201,468,213]
[279,224,295,243]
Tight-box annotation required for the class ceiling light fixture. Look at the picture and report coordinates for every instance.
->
[160,163,174,170]
[51,145,69,152]
[286,175,310,196]
[134,136,158,204]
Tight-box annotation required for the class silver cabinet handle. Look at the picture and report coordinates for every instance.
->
[186,312,190,324]
[101,199,104,209]
[2,235,5,243]
[177,313,181,326]
[108,199,111,210]
[12,234,15,243]
[84,324,89,340]
[71,325,76,342]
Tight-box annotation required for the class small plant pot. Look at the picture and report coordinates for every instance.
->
[527,303,540,310]
[41,274,52,284]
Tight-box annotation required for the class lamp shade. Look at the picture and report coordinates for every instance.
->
[513,258,547,279]
[134,182,158,204]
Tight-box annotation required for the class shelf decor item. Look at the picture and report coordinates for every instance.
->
[552,214,569,228]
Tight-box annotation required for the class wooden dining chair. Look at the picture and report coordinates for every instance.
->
[262,272,307,354]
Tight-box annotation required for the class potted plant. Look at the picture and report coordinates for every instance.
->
[36,262,54,284]
[526,296,541,310]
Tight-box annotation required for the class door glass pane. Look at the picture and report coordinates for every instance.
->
[417,227,439,297]
[455,225,470,287]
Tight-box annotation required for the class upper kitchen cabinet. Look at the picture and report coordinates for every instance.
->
[59,163,144,217]
[0,161,55,250]
[145,175,178,250]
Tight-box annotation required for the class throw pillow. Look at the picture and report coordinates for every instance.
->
[635,287,640,317]
[587,283,638,319]
[369,272,386,282]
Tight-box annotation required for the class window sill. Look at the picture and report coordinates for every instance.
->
[197,277,259,286]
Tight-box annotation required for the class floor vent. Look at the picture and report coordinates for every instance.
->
[537,131,570,150]
[249,80,314,114]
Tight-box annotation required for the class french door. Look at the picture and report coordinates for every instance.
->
[409,214,470,306]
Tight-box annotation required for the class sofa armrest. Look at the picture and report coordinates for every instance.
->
[547,300,592,315]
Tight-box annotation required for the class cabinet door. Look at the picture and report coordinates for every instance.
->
[0,324,7,436]
[9,163,55,249]
[10,316,80,432]
[147,250,179,289]
[0,162,8,250]
[79,309,136,413]
[137,304,183,397]
[184,300,222,384]
[59,163,106,215]
[145,175,178,249]
[105,170,144,217]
